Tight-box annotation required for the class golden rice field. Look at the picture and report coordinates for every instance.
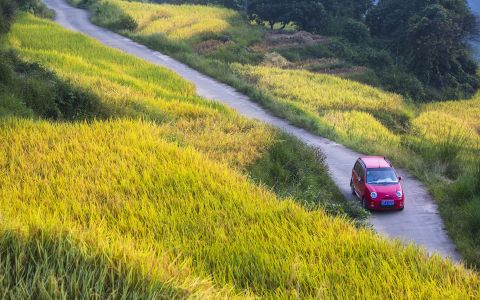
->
[112,0,235,40]
[413,95,480,149]
[68,0,480,268]
[1,118,479,298]
[233,64,480,154]
[92,0,263,58]
[7,14,275,168]
[323,110,401,145]
[232,64,412,156]
[87,0,479,156]
[2,13,480,298]
[234,64,406,115]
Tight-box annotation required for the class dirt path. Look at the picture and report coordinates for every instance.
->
[43,0,461,261]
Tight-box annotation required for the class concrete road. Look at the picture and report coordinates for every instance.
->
[43,0,461,261]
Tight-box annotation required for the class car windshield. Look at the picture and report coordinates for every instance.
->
[366,168,398,185]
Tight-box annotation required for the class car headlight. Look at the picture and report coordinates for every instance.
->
[396,191,403,198]
[370,192,378,199]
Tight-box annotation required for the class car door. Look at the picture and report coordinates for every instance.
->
[352,160,362,196]
[357,163,366,198]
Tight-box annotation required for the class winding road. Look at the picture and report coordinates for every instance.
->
[43,0,461,261]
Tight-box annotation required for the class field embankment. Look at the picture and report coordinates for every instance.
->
[0,12,479,298]
[72,0,480,268]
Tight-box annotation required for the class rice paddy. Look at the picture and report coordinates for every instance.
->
[2,13,480,298]
[7,14,275,168]
[115,1,235,40]
[1,118,479,298]
[233,64,406,115]
[414,95,480,149]
[74,0,480,268]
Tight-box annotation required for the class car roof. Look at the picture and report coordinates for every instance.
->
[359,156,392,169]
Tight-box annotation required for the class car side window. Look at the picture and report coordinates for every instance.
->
[358,164,364,179]
[354,161,361,176]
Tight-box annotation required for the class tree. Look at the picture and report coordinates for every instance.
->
[0,0,16,33]
[341,19,370,44]
[165,0,243,10]
[249,0,373,32]
[249,0,291,29]
[367,0,479,99]
[320,0,373,20]
[249,0,329,31]
[290,0,326,32]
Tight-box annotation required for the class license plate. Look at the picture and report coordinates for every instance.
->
[381,200,394,206]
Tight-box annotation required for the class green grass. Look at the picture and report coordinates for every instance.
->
[411,95,480,265]
[0,49,105,120]
[1,12,480,298]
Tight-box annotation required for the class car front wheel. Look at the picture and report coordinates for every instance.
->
[350,179,355,195]
[361,197,367,209]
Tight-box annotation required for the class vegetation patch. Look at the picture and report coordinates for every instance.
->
[0,50,104,120]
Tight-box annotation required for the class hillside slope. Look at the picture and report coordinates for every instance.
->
[1,118,479,298]
[6,13,363,218]
[0,13,479,298]
[73,0,480,267]
[0,11,480,298]
[0,11,480,299]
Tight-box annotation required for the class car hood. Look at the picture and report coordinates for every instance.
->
[366,183,401,198]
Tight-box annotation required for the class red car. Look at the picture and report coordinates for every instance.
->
[350,156,404,211]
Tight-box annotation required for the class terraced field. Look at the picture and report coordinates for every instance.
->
[414,96,480,148]
[63,0,480,267]
[1,12,479,298]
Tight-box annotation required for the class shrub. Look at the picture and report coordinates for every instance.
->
[463,199,480,243]
[90,0,137,31]
[0,59,12,84]
[248,133,368,220]
[277,43,335,62]
[411,127,468,179]
[449,159,480,203]
[17,0,54,18]
[0,0,16,33]
[341,19,370,44]
[379,68,426,101]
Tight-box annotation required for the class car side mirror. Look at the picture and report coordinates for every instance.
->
[398,176,402,181]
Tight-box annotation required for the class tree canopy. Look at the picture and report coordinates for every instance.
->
[249,0,373,33]
[367,0,478,98]
[0,0,16,33]
[190,0,478,99]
